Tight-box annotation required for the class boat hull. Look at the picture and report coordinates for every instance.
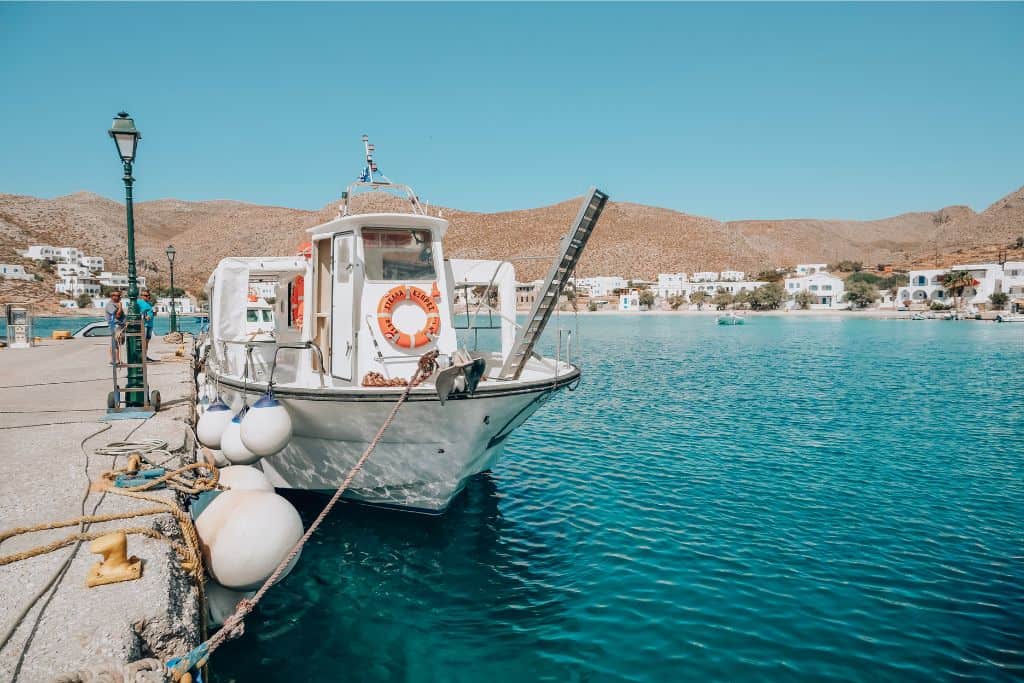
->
[213,371,577,513]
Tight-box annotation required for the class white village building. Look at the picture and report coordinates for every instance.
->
[54,273,101,297]
[0,264,33,281]
[656,273,689,298]
[719,270,746,282]
[1002,261,1024,311]
[795,263,829,276]
[98,272,147,289]
[690,271,719,283]
[951,263,1004,309]
[897,270,949,307]
[576,276,627,297]
[784,272,846,308]
[22,245,58,261]
[618,289,641,311]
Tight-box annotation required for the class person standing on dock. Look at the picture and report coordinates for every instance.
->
[139,289,158,362]
[104,290,125,365]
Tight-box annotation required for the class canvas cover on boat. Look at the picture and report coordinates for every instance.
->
[210,257,308,342]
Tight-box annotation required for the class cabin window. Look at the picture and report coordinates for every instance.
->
[262,310,274,323]
[362,228,436,281]
[246,310,259,323]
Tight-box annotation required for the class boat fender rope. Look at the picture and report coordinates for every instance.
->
[167,350,440,676]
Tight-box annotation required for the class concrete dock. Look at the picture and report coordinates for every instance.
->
[0,334,200,681]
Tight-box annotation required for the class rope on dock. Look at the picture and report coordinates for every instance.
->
[167,350,440,681]
[0,431,216,662]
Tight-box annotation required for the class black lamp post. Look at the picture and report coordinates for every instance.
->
[108,112,144,406]
[165,244,178,333]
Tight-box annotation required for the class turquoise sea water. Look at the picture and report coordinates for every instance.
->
[210,316,1023,682]
[0,315,207,339]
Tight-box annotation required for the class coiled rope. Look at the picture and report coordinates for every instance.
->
[168,350,439,681]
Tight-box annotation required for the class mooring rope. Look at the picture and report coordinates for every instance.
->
[168,350,439,680]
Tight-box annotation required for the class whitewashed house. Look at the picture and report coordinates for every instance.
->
[719,270,745,282]
[57,263,91,278]
[0,264,33,280]
[1002,261,1024,311]
[576,276,627,297]
[784,272,846,308]
[898,269,949,307]
[951,263,1004,309]
[55,273,100,297]
[56,247,83,265]
[98,272,146,289]
[154,297,197,315]
[618,289,641,311]
[691,271,718,283]
[657,273,689,298]
[795,263,828,276]
[79,255,105,271]
[515,280,543,308]
[22,245,57,261]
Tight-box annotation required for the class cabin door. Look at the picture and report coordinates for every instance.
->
[330,233,356,381]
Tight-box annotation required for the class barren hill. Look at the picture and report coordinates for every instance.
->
[1,186,1022,310]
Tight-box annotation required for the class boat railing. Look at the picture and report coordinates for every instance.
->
[216,338,326,388]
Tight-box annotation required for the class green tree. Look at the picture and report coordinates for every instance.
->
[941,270,974,311]
[794,290,816,310]
[667,294,686,310]
[733,289,752,309]
[844,281,879,309]
[1016,236,1024,249]
[587,300,598,312]
[750,282,785,310]
[639,290,656,310]
[712,290,734,310]
[75,293,93,309]
[689,290,708,310]
[989,291,1009,310]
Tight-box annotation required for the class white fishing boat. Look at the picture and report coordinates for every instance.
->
[996,313,1024,323]
[717,312,745,325]
[200,138,608,513]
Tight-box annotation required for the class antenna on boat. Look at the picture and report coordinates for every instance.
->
[340,135,426,217]
[359,134,392,185]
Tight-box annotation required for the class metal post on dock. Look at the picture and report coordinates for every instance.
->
[109,112,145,407]
[166,244,178,333]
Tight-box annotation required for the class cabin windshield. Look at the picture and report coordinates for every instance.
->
[362,228,436,281]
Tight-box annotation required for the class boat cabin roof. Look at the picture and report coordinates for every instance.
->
[306,212,448,240]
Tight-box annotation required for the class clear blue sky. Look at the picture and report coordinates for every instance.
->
[1,2,1021,220]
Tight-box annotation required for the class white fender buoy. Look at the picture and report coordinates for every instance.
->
[196,399,232,450]
[240,393,293,457]
[221,410,260,465]
[205,580,254,628]
[195,490,304,590]
[217,465,274,492]
[208,448,230,468]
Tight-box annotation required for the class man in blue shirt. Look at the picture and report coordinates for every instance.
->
[138,289,157,362]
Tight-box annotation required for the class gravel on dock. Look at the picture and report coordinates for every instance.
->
[0,335,200,682]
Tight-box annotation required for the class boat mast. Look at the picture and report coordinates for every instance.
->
[340,135,425,216]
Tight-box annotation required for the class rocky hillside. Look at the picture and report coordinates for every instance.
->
[1,185,1022,309]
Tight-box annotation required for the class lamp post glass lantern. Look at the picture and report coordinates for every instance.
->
[108,112,144,406]
[166,244,178,333]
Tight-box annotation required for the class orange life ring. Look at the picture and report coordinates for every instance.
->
[377,285,441,348]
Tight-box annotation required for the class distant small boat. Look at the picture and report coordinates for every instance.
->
[996,314,1024,323]
[910,313,926,320]
[718,312,745,325]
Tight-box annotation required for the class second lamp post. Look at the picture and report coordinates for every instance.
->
[165,244,178,333]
